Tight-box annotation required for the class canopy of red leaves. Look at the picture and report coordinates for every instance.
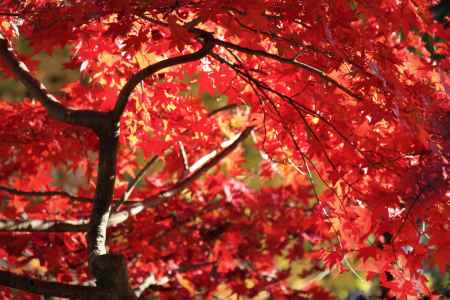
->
[0,0,448,299]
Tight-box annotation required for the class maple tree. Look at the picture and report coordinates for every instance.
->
[0,0,448,299]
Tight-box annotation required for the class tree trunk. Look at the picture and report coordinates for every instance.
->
[87,118,136,300]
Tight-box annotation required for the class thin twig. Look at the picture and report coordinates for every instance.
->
[207,103,244,117]
[0,185,92,203]
[113,155,158,211]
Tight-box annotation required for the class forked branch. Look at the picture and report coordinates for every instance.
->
[0,33,108,130]
[112,34,215,121]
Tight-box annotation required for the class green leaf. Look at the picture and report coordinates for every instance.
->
[242,135,262,173]
[201,92,228,112]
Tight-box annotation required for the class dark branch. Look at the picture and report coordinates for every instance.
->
[0,33,108,130]
[207,103,244,116]
[113,155,158,211]
[0,185,92,203]
[0,270,109,298]
[430,0,450,24]
[0,220,88,232]
[0,12,23,17]
[112,34,215,121]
